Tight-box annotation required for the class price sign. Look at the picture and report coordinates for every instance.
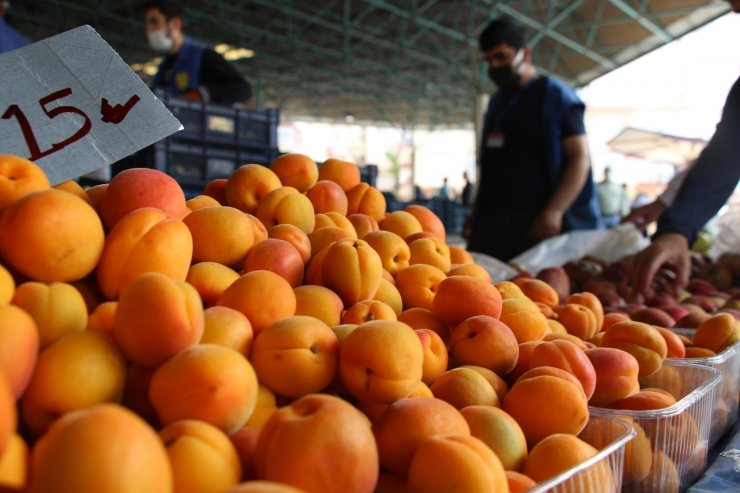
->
[0,25,182,185]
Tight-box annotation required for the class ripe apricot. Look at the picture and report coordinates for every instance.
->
[0,304,38,399]
[225,164,282,215]
[601,321,668,377]
[183,205,255,266]
[0,154,50,211]
[346,182,386,222]
[202,306,254,356]
[529,339,597,399]
[404,204,446,241]
[306,180,348,215]
[449,315,519,376]
[270,153,318,192]
[432,275,502,327]
[244,238,305,288]
[218,270,296,334]
[268,224,312,263]
[186,261,240,307]
[348,213,379,239]
[321,238,383,306]
[694,312,740,354]
[395,264,447,311]
[342,299,397,324]
[461,405,528,472]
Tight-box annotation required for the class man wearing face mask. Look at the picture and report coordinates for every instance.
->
[144,0,251,104]
[465,17,601,262]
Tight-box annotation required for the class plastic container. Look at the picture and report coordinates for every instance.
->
[590,361,721,493]
[527,414,635,493]
[670,328,740,447]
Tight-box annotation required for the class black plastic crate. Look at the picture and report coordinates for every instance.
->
[360,164,378,187]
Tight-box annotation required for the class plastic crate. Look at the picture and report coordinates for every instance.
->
[670,328,740,448]
[528,414,635,493]
[360,164,378,187]
[590,361,721,493]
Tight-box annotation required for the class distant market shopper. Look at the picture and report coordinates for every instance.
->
[144,0,251,104]
[465,17,602,262]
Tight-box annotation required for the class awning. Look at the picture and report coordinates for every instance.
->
[606,126,708,166]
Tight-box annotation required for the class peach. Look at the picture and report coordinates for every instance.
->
[502,367,589,446]
[394,264,447,311]
[364,230,411,276]
[12,281,87,349]
[184,205,255,266]
[372,397,470,476]
[584,347,641,407]
[567,292,605,332]
[0,304,38,399]
[86,301,117,336]
[268,224,312,264]
[321,238,383,306]
[114,272,204,367]
[398,307,451,344]
[408,236,451,273]
[0,154,50,211]
[460,405,528,472]
[346,182,386,222]
[218,270,296,334]
[0,263,14,304]
[186,194,221,211]
[373,277,403,316]
[348,213,379,239]
[270,153,318,192]
[159,419,241,493]
[415,328,449,384]
[251,315,338,398]
[342,299,397,324]
[202,306,254,356]
[529,339,597,399]
[407,434,507,493]
[27,403,172,492]
[379,210,423,240]
[447,263,492,282]
[432,275,502,327]
[693,312,740,353]
[0,189,104,283]
[340,320,424,403]
[449,315,519,376]
[307,226,355,257]
[96,207,193,300]
[203,178,228,204]
[318,158,361,192]
[226,164,282,215]
[655,326,686,358]
[523,433,613,489]
[556,303,599,340]
[244,238,304,288]
[244,385,278,430]
[53,179,89,202]
[294,284,344,328]
[404,204,446,241]
[186,262,240,307]
[601,321,668,377]
[256,186,315,233]
[306,180,348,215]
[20,330,126,437]
[0,432,28,489]
[430,367,500,409]
[0,372,16,457]
[256,393,378,493]
[149,344,259,434]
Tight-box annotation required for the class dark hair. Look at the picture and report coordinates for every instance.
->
[143,0,184,20]
[478,17,527,52]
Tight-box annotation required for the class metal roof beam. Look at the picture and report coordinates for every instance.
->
[529,0,587,48]
[607,0,673,42]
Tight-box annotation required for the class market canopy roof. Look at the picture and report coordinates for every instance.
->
[607,126,708,166]
[9,1,732,127]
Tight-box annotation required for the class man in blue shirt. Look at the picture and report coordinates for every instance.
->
[466,18,601,261]
[0,1,30,54]
[631,0,740,292]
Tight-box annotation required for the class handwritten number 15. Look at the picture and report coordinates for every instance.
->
[2,88,92,161]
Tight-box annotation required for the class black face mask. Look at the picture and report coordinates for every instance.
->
[488,49,524,90]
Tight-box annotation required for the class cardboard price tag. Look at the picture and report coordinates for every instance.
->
[0,25,182,185]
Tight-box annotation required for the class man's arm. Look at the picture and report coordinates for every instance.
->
[198,49,251,104]
[529,134,591,240]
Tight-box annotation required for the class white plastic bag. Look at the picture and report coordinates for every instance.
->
[470,252,519,282]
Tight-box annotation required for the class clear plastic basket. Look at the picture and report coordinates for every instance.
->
[527,414,635,493]
[670,328,740,447]
[590,361,721,493]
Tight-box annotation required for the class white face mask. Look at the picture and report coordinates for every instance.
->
[147,28,173,53]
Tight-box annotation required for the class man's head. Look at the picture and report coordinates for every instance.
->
[144,0,185,54]
[0,1,9,16]
[479,17,534,90]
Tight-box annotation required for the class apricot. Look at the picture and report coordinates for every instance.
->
[11,281,87,349]
[0,304,38,399]
[321,238,383,306]
[0,154,50,211]
[293,284,343,327]
[203,178,228,204]
[373,277,403,316]
[449,315,519,376]
[611,388,677,410]
[447,263,492,282]
[684,346,716,358]
[461,405,528,472]
[0,264,14,304]
[584,347,641,407]
[0,373,16,457]
[502,367,589,446]
[407,435,508,493]
[364,230,411,276]
[395,264,447,311]
[342,299,397,324]
[224,482,308,493]
[556,303,599,340]
[517,278,559,308]
[601,321,668,377]
[184,205,255,266]
[379,210,422,239]
[244,385,278,430]
[602,311,631,332]
[228,425,259,481]
[121,364,158,427]
[543,332,589,349]
[225,164,282,215]
[495,280,527,300]
[268,224,312,263]
[655,326,687,358]
[251,315,338,398]
[87,300,117,335]
[372,397,469,476]
[218,270,296,334]
[202,306,254,356]
[244,238,304,287]
[529,339,597,399]
[84,182,108,212]
[114,272,204,367]
[96,207,193,300]
[150,344,259,434]
[247,213,268,243]
[460,365,509,402]
[0,189,104,282]
[694,312,740,354]
[498,301,550,343]
[507,340,544,383]
[256,186,315,233]
[398,307,451,344]
[0,432,28,489]
[633,450,680,493]
[346,182,386,222]
[303,244,330,285]
[186,193,221,211]
[307,226,354,257]
[53,179,89,202]
[348,213,379,239]
[432,275,502,327]
[408,236,451,273]
[404,204,446,241]
[339,320,423,404]
[506,471,537,493]
[27,403,172,493]
[270,153,318,192]
[256,393,378,493]
[430,367,500,409]
[306,179,348,215]
[567,292,605,332]
[186,262,241,307]
[159,419,242,493]
[20,330,127,437]
[449,245,474,265]
[415,328,449,385]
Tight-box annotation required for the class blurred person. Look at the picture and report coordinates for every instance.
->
[596,166,625,227]
[460,171,473,206]
[437,177,450,200]
[0,1,30,54]
[630,0,740,292]
[144,0,251,104]
[465,17,601,261]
